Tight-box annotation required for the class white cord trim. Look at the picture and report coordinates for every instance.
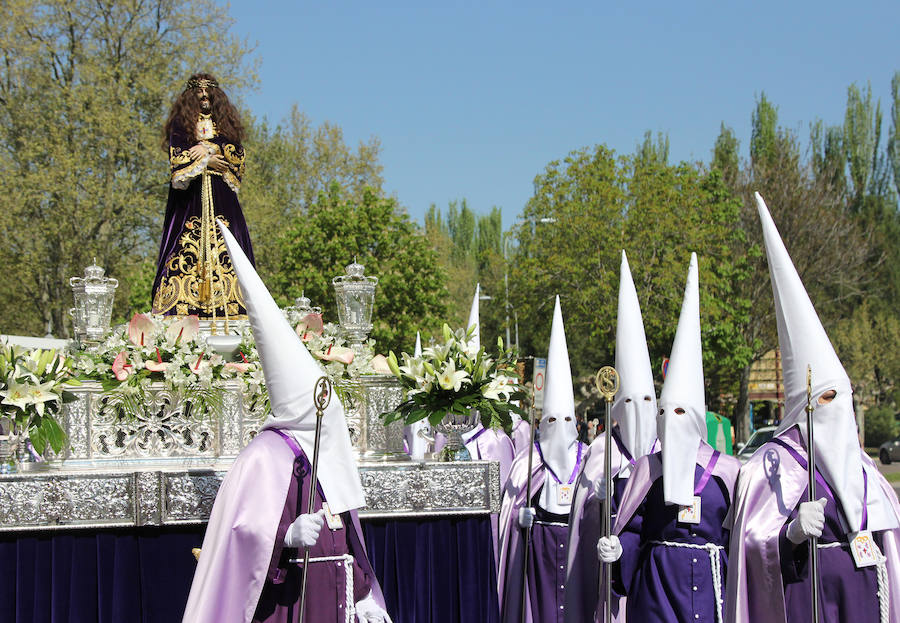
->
[816,541,888,622]
[651,540,725,623]
[288,553,356,623]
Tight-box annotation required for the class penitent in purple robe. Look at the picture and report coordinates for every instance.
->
[498,446,585,623]
[181,430,384,623]
[151,121,255,317]
[612,441,740,623]
[725,426,900,623]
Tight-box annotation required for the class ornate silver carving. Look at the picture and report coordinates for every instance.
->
[0,472,135,530]
[0,459,501,531]
[91,387,217,458]
[163,472,225,523]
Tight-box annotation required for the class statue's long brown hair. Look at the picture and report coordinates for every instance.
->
[162,72,244,148]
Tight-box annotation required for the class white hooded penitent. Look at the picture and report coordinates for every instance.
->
[613,250,658,476]
[658,253,707,506]
[538,295,580,514]
[756,192,898,532]
[217,221,366,514]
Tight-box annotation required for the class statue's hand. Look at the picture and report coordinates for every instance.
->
[206,154,227,172]
[188,144,208,160]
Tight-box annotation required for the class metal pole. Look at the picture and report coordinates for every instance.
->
[298,376,332,622]
[805,365,820,623]
[519,395,539,623]
[595,366,620,623]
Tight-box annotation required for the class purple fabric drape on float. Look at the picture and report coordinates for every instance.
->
[0,527,203,623]
[0,518,498,623]
[362,517,500,623]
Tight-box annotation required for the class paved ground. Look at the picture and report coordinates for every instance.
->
[874,456,900,497]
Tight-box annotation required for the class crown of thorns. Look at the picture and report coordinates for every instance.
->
[186,78,218,91]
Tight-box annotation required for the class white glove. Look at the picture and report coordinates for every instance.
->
[518,507,536,529]
[786,497,827,545]
[597,535,623,563]
[284,509,325,548]
[355,591,393,623]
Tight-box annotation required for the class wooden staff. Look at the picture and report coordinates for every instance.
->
[805,365,820,623]
[595,366,620,623]
[298,376,332,622]
[519,393,539,623]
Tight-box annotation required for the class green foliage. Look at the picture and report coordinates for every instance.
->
[864,405,897,447]
[843,82,885,209]
[508,145,752,410]
[273,184,448,355]
[750,92,779,171]
[240,106,384,282]
[712,123,740,189]
[425,201,508,346]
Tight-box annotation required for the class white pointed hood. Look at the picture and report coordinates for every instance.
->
[658,253,707,506]
[467,283,481,351]
[613,251,658,476]
[756,193,897,532]
[539,296,579,487]
[405,331,428,460]
[218,221,366,514]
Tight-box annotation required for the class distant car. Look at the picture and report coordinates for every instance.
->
[735,426,777,464]
[879,435,900,464]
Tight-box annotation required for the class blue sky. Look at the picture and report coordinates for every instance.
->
[221,1,899,228]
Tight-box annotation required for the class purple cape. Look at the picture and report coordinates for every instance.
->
[181,430,384,623]
[725,426,900,623]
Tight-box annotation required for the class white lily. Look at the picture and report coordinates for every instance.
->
[0,381,32,410]
[24,381,59,416]
[437,359,469,392]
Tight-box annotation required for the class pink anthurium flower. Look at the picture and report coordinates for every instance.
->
[112,351,133,381]
[144,360,168,373]
[319,345,354,365]
[127,313,155,347]
[224,362,251,373]
[166,315,200,344]
[296,313,324,341]
[370,354,391,374]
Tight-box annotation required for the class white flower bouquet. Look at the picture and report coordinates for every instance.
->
[383,324,526,430]
[0,342,79,457]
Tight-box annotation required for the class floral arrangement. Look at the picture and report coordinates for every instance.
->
[72,312,393,420]
[293,313,391,402]
[0,342,79,456]
[383,324,526,430]
[73,313,268,417]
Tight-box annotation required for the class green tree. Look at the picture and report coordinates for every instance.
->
[273,184,447,355]
[0,0,256,336]
[509,145,751,408]
[712,123,740,189]
[241,106,383,282]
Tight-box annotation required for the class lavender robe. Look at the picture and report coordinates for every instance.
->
[612,442,740,623]
[725,426,900,623]
[564,432,627,623]
[511,419,532,458]
[466,425,516,569]
[182,430,385,623]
